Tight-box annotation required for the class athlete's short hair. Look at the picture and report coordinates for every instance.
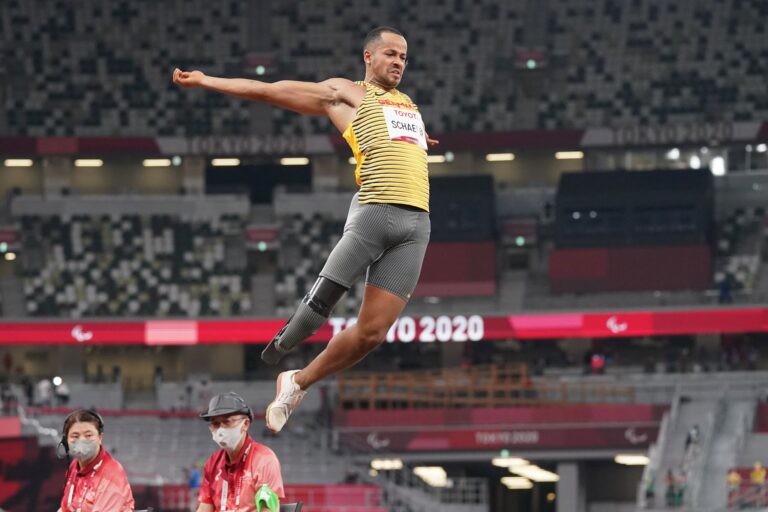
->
[363,26,405,50]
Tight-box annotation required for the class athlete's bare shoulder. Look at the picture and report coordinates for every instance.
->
[321,78,366,108]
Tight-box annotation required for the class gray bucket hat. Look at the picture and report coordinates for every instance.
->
[200,392,253,420]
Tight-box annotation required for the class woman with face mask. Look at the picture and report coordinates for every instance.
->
[198,392,285,512]
[57,409,135,512]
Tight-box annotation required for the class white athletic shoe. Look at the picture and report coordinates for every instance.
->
[266,370,306,433]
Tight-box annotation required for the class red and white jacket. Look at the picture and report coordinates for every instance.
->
[60,448,135,512]
[199,435,285,511]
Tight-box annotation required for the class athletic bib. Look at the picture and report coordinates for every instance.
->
[383,107,427,150]
[342,81,430,211]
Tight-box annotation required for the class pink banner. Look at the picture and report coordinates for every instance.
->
[0,307,766,345]
[341,424,659,451]
[284,484,382,507]
[337,405,667,428]
[0,417,21,439]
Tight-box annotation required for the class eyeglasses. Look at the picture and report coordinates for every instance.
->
[207,416,246,430]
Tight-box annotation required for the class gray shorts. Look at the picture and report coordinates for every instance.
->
[319,193,431,301]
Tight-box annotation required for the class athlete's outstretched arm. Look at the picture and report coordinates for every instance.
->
[172,68,353,115]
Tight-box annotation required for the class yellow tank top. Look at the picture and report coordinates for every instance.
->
[343,81,429,212]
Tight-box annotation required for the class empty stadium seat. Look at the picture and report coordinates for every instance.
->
[20,213,251,317]
[6,0,763,135]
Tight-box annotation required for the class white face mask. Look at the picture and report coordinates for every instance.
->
[211,420,245,449]
[69,439,100,461]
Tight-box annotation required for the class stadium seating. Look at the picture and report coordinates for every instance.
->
[4,0,766,136]
[12,192,768,318]
[20,213,251,317]
[714,207,766,293]
[2,0,253,136]
[155,380,322,414]
[538,0,768,128]
[32,411,346,485]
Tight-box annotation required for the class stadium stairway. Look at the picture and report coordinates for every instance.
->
[655,396,719,508]
[696,399,755,508]
[641,375,765,511]
[640,384,722,510]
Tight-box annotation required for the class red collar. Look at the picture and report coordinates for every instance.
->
[76,447,108,477]
[224,435,253,468]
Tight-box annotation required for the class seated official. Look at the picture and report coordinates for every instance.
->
[198,392,285,512]
[58,409,134,512]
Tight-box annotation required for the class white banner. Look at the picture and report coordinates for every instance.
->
[329,315,486,343]
[580,121,762,147]
[155,135,334,155]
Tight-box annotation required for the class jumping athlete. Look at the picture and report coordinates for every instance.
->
[173,26,437,433]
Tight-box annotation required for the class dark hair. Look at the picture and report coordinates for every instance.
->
[63,409,104,438]
[363,26,404,50]
[57,409,104,458]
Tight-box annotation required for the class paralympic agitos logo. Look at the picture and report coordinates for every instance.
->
[71,325,94,343]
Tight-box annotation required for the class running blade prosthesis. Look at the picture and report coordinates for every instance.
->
[261,320,292,365]
[261,339,288,365]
